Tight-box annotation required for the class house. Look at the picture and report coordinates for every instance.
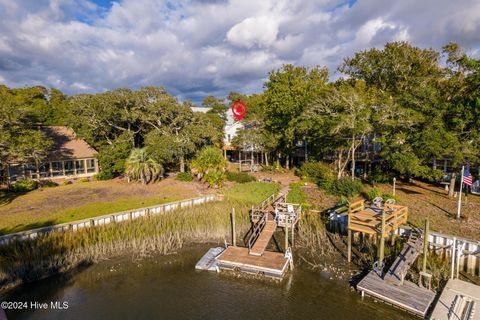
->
[4,126,99,182]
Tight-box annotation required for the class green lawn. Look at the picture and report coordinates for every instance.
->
[223,181,280,204]
[0,178,206,235]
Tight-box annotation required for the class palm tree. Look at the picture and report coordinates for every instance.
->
[125,148,163,184]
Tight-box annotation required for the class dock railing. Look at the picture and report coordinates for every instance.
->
[248,213,267,251]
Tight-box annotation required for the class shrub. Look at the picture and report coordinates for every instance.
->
[226,171,256,183]
[176,172,193,182]
[79,178,90,183]
[11,179,38,193]
[367,186,382,200]
[95,171,114,181]
[382,194,400,203]
[369,168,394,184]
[261,165,276,172]
[203,171,227,188]
[297,161,334,183]
[321,177,363,198]
[39,180,58,188]
[191,146,227,187]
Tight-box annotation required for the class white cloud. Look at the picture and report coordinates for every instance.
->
[0,0,478,103]
[226,16,280,48]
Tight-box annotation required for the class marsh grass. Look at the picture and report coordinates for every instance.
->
[296,212,337,269]
[0,201,251,288]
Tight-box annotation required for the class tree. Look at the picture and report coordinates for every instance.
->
[263,64,329,169]
[0,86,53,178]
[144,100,222,173]
[303,82,373,179]
[340,42,453,180]
[125,148,163,184]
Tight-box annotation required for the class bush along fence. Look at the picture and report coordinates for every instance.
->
[0,194,219,245]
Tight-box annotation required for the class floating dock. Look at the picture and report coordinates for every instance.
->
[216,246,289,278]
[430,278,480,320]
[196,192,300,280]
[357,270,436,317]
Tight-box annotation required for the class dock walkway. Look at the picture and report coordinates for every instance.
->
[249,220,277,256]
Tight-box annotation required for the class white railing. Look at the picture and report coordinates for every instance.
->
[0,194,218,245]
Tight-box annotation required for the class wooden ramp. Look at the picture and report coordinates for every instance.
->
[216,246,289,278]
[384,228,423,285]
[249,220,276,256]
[357,270,436,317]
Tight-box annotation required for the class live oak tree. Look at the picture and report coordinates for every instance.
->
[303,82,373,179]
[263,64,329,169]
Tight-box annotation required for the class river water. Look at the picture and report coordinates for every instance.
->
[3,245,414,320]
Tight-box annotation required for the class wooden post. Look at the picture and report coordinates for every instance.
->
[378,209,386,265]
[285,219,289,252]
[231,208,236,247]
[422,219,429,273]
[347,229,352,262]
[393,177,396,196]
[291,221,294,247]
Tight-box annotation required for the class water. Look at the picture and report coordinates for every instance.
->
[3,245,414,320]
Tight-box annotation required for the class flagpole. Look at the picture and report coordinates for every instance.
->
[457,166,464,219]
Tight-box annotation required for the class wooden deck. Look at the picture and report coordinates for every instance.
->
[357,270,436,317]
[384,228,423,285]
[348,202,408,237]
[216,246,289,278]
[249,220,277,256]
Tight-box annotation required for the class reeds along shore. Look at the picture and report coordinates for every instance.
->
[0,201,252,289]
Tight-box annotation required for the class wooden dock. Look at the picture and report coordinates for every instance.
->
[216,246,289,278]
[357,270,436,317]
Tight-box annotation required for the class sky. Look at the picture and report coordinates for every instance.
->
[0,0,479,104]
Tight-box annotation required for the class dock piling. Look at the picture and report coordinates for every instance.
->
[231,208,236,247]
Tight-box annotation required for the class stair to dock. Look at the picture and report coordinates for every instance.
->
[249,220,277,256]
[384,227,423,285]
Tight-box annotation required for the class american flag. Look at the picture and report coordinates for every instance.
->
[463,166,473,186]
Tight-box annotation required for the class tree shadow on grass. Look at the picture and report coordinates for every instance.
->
[0,220,58,236]
[428,202,454,218]
[396,187,422,195]
[0,191,27,206]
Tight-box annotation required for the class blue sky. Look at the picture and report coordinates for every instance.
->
[0,0,479,104]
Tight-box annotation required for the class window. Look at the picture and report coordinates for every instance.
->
[24,164,37,179]
[51,161,63,177]
[39,163,50,178]
[75,160,85,173]
[64,160,74,176]
[86,159,96,173]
